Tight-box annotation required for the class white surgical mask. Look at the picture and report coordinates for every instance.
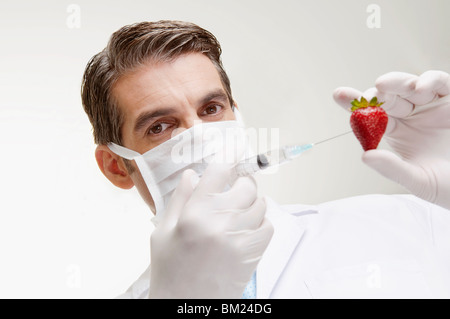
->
[107,109,249,219]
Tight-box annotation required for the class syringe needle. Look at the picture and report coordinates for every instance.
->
[313,130,352,146]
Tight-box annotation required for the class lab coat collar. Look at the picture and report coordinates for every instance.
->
[257,197,318,298]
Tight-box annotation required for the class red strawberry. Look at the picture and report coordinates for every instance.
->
[350,97,388,151]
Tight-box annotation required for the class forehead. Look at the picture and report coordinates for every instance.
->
[112,53,225,117]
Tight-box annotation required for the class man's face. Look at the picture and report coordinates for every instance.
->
[105,53,236,211]
[113,53,235,154]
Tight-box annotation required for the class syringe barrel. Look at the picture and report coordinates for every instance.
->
[234,158,261,177]
[232,143,314,177]
[234,148,290,177]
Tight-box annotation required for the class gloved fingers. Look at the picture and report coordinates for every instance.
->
[375,71,450,107]
[223,197,266,232]
[232,217,274,262]
[361,87,414,119]
[193,161,236,199]
[411,70,450,104]
[383,95,414,119]
[383,116,397,136]
[362,149,428,195]
[333,87,363,111]
[211,176,258,211]
[193,139,247,197]
[408,95,450,129]
[162,169,197,226]
[375,72,418,98]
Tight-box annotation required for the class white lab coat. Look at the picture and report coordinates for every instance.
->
[118,194,450,299]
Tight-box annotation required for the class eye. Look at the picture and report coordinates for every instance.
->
[147,122,171,135]
[202,104,223,115]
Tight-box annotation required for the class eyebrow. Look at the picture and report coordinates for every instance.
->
[133,89,230,133]
[134,108,177,133]
[200,89,229,106]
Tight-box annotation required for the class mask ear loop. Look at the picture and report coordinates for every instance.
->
[107,143,141,158]
[107,143,165,215]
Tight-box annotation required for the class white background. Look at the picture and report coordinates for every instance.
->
[0,0,449,298]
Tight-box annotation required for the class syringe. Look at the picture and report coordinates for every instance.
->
[234,131,352,177]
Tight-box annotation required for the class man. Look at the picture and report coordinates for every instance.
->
[82,20,450,298]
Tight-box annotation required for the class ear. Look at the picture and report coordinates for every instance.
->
[95,145,135,190]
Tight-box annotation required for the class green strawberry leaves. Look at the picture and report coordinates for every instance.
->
[351,96,384,112]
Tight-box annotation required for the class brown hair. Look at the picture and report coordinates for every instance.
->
[81,20,233,146]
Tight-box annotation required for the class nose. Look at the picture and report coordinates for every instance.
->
[183,114,203,128]
[172,110,203,136]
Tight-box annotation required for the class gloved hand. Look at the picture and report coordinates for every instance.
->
[333,70,450,210]
[148,161,274,299]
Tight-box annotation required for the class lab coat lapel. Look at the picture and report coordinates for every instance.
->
[256,197,317,299]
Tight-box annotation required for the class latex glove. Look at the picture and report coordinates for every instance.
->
[148,162,274,299]
[333,70,450,210]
